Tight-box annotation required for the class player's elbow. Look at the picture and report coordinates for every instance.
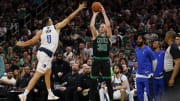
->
[90,25,95,31]
[90,24,94,28]
[175,58,180,68]
[29,39,38,45]
[106,24,111,28]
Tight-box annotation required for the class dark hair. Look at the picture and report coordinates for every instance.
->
[119,57,128,64]
[42,17,50,27]
[176,33,180,37]
[138,34,146,41]
[113,64,123,73]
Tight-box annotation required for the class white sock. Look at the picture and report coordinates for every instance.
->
[48,89,53,95]
[24,89,29,96]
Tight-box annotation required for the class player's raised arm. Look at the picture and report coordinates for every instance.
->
[90,12,99,39]
[55,2,86,31]
[100,5,112,40]
[16,30,42,47]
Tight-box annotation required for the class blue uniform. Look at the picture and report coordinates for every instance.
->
[135,45,156,101]
[153,50,165,101]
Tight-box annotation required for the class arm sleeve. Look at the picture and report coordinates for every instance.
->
[170,44,180,59]
[147,46,157,71]
[147,47,156,61]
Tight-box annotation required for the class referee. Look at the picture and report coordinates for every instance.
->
[163,31,180,101]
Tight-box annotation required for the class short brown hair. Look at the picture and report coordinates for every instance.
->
[166,31,176,40]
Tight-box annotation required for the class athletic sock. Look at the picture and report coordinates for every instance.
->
[24,89,29,96]
[48,88,54,95]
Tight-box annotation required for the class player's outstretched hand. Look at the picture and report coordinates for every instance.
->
[100,4,105,14]
[79,1,87,10]
[16,41,23,47]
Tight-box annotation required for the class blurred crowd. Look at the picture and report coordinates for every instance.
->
[0,0,180,101]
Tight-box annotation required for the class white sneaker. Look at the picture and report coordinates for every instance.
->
[48,94,59,100]
[18,94,27,101]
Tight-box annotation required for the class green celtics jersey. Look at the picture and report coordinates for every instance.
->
[93,35,110,57]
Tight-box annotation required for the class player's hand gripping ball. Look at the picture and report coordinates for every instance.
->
[91,2,102,12]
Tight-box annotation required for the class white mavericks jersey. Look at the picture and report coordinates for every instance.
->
[40,25,59,53]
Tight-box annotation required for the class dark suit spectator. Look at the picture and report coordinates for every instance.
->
[74,64,91,101]
[52,53,71,83]
[16,66,31,90]
[59,63,80,101]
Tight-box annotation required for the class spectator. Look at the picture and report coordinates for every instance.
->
[84,41,93,57]
[0,48,5,78]
[144,27,158,42]
[111,28,122,49]
[4,63,11,73]
[30,61,37,72]
[87,58,93,66]
[16,66,31,91]
[63,46,73,62]
[127,52,136,70]
[59,63,80,101]
[6,46,14,61]
[0,70,16,86]
[111,64,130,101]
[52,53,71,83]
[10,57,19,74]
[110,43,120,55]
[74,64,91,101]
[0,23,7,43]
[112,56,120,67]
[78,42,87,59]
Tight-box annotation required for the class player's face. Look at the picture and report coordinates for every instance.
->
[99,24,106,34]
[152,41,159,49]
[136,36,144,47]
[175,36,180,46]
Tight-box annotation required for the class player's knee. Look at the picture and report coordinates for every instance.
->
[33,71,43,80]
[120,89,126,94]
[45,68,51,75]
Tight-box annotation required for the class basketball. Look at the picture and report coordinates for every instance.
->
[91,2,102,12]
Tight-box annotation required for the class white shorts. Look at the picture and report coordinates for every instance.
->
[36,51,53,73]
[113,90,129,100]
